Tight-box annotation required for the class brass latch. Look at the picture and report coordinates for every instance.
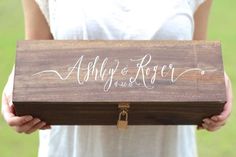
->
[117,103,130,129]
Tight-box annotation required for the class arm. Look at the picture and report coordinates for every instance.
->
[23,0,53,40]
[193,0,212,40]
[1,0,52,134]
[194,0,233,131]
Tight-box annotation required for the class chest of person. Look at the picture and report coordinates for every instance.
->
[13,40,226,128]
[52,0,193,40]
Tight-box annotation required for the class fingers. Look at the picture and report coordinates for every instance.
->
[211,107,230,122]
[200,112,228,132]
[7,115,33,127]
[6,115,49,134]
[40,125,51,130]
[2,93,32,126]
[2,91,50,134]
[201,118,226,132]
[14,118,49,134]
[1,67,50,134]
[24,120,47,134]
[14,118,41,133]
[210,100,231,123]
[198,114,228,132]
[202,123,221,132]
[199,72,234,132]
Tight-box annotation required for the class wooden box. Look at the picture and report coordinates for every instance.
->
[13,40,226,126]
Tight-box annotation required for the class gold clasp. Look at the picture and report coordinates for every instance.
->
[117,103,130,129]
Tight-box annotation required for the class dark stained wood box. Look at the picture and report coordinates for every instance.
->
[13,40,227,126]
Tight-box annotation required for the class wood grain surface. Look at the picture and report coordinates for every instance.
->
[13,40,226,125]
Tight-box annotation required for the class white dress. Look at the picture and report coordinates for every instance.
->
[35,0,205,157]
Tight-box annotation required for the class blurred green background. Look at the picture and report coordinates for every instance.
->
[0,0,235,157]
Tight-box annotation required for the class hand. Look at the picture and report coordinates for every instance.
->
[1,67,51,134]
[198,71,233,131]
